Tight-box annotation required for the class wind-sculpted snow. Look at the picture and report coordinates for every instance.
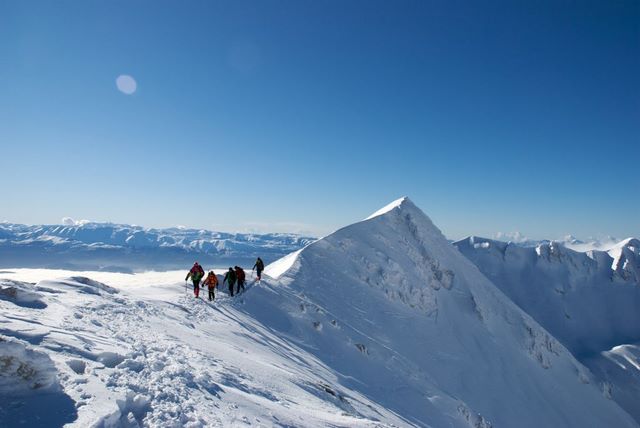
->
[454,235,640,423]
[0,275,408,427]
[0,222,315,272]
[0,199,637,427]
[251,197,636,427]
[454,236,640,356]
[0,335,77,426]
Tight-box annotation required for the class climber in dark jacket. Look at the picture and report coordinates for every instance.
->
[253,257,265,281]
[223,267,237,297]
[235,266,246,293]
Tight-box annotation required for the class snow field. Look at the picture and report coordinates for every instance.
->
[0,275,405,427]
[1,197,638,427]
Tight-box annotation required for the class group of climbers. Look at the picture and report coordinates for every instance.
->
[184,257,265,301]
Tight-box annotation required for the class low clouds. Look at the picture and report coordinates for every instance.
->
[62,217,91,226]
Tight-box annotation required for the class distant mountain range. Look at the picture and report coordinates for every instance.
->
[0,222,315,272]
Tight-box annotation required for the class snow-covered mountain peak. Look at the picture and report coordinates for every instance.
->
[2,199,639,426]
[454,233,640,422]
[254,199,636,426]
[613,237,640,251]
[268,196,452,297]
[363,196,411,220]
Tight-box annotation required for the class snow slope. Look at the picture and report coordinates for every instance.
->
[0,222,314,273]
[0,198,637,427]
[0,276,407,427]
[453,236,640,355]
[255,197,635,427]
[454,235,640,422]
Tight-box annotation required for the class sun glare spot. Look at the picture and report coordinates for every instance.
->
[116,75,137,94]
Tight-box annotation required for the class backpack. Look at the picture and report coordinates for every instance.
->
[226,270,236,283]
[205,274,218,288]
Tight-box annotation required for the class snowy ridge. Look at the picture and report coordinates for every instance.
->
[454,235,640,423]
[490,234,626,252]
[454,235,640,354]
[0,222,314,272]
[253,197,634,427]
[0,198,637,427]
[364,196,408,220]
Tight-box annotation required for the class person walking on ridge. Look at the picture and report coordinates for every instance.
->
[235,266,246,294]
[203,271,218,301]
[253,257,265,282]
[223,267,237,297]
[185,262,205,298]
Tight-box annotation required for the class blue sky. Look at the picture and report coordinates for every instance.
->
[1,1,638,239]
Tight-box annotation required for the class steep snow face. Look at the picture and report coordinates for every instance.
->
[608,238,640,282]
[250,198,635,427]
[454,235,640,424]
[584,342,640,423]
[0,222,314,272]
[454,236,640,357]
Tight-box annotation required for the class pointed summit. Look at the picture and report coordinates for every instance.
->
[364,196,412,220]
[256,198,635,427]
[266,196,446,282]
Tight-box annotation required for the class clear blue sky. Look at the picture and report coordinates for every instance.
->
[1,0,638,239]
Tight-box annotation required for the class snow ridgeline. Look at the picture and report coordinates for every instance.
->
[454,235,640,422]
[0,222,314,273]
[257,197,636,427]
[0,197,637,427]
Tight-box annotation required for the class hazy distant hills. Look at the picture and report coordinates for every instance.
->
[0,222,315,272]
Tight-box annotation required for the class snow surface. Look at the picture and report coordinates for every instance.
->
[1,275,405,427]
[454,235,640,423]
[1,198,637,427]
[364,197,408,220]
[454,236,640,355]
[584,342,640,423]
